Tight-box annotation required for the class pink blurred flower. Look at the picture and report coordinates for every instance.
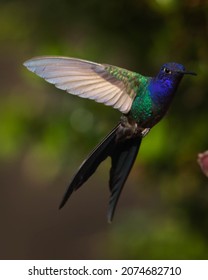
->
[198,151,208,177]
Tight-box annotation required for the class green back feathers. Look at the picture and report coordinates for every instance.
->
[105,64,148,100]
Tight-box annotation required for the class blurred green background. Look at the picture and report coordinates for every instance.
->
[0,0,208,259]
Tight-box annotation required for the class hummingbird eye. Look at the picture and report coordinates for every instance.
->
[163,67,172,74]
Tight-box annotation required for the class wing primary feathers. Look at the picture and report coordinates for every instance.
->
[23,56,136,114]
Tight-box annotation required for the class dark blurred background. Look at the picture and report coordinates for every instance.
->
[0,0,208,259]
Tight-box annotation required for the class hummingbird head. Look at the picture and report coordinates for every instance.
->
[157,62,197,83]
[150,63,196,104]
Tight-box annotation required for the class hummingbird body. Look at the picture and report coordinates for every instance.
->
[24,57,196,222]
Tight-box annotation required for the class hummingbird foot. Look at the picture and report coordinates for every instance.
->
[117,115,146,141]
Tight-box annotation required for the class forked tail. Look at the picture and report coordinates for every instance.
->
[59,123,142,222]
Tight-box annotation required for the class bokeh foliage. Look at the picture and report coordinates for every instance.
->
[0,0,208,259]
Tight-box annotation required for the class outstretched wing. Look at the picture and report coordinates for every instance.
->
[23,56,139,114]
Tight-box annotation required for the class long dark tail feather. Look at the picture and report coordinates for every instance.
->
[59,124,119,209]
[59,123,142,222]
[107,136,142,222]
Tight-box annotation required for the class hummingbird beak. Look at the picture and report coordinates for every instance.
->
[177,70,197,76]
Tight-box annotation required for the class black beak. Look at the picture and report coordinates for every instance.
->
[177,70,197,76]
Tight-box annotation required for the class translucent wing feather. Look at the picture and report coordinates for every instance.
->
[24,56,139,114]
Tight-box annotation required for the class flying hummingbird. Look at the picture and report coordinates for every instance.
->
[23,56,196,222]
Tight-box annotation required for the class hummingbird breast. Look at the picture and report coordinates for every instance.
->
[128,86,172,129]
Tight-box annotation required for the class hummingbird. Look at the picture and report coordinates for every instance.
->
[23,56,196,222]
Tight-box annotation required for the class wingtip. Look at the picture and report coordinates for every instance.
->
[23,60,29,68]
[23,57,35,66]
[23,57,43,70]
[23,59,35,72]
